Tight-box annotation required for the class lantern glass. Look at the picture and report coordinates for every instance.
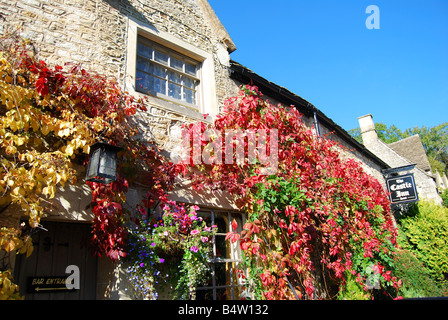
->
[85,142,120,184]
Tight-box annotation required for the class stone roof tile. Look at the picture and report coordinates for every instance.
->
[388,134,432,172]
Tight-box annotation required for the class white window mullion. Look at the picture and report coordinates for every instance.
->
[136,35,200,110]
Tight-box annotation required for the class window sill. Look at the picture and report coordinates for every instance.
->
[132,88,213,123]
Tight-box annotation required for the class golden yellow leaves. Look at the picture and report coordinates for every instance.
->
[0,270,24,300]
[0,228,32,299]
[0,226,31,299]
[41,185,56,198]
[0,80,81,222]
[4,145,16,156]
[0,151,76,227]
[0,227,33,257]
[0,79,34,111]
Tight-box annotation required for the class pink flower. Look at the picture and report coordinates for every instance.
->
[190,229,200,235]
[190,246,199,253]
[201,236,208,243]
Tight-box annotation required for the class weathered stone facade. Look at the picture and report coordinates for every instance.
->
[1,0,241,300]
[0,0,237,152]
[1,0,406,300]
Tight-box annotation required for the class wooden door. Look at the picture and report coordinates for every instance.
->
[14,221,97,300]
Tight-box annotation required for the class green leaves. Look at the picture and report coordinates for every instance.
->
[125,204,216,300]
[398,201,448,281]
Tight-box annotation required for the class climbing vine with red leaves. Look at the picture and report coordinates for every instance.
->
[27,55,179,261]
[2,30,401,299]
[0,30,178,266]
[181,85,401,299]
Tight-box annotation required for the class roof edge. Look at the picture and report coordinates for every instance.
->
[229,60,390,170]
[198,0,237,53]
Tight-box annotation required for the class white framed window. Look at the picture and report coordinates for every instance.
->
[125,17,218,118]
[136,36,200,109]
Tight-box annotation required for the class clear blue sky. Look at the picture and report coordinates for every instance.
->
[208,0,448,132]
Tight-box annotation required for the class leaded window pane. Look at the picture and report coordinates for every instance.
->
[167,70,182,84]
[154,49,168,64]
[136,36,200,108]
[184,88,195,104]
[168,82,182,100]
[185,62,197,76]
[170,56,183,71]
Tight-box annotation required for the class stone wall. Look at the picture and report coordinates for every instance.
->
[0,0,237,152]
[0,0,239,300]
[1,0,127,78]
[1,0,416,300]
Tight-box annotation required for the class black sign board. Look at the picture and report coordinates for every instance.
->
[27,276,76,294]
[386,173,419,204]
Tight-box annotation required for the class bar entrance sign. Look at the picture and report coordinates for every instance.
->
[386,174,418,204]
[27,276,75,294]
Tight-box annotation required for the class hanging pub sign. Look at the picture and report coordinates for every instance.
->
[386,173,419,204]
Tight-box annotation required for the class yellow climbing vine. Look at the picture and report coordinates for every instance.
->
[0,29,152,299]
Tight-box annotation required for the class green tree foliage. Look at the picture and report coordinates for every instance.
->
[393,249,447,298]
[349,123,405,144]
[441,189,448,208]
[397,201,448,283]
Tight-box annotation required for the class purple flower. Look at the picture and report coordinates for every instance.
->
[139,262,145,268]
[190,246,199,253]
[151,242,155,247]
[159,258,165,263]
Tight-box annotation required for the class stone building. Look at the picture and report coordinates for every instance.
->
[358,114,442,205]
[1,0,397,300]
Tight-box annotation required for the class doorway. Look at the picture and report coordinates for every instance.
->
[14,221,97,300]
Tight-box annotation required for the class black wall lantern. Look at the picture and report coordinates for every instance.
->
[85,142,121,184]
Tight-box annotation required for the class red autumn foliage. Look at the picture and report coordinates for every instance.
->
[180,85,401,299]
[11,40,177,261]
